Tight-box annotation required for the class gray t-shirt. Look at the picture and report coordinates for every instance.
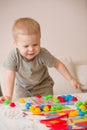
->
[3,47,56,89]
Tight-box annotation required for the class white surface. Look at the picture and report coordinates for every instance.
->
[0,121,8,130]
[77,64,87,89]
[73,92,87,100]
[0,93,87,130]
[0,97,48,130]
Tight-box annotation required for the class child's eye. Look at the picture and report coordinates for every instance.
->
[24,45,29,48]
[33,44,38,46]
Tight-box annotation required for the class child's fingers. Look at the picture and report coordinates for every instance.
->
[0,96,11,102]
[0,96,5,102]
[4,96,12,101]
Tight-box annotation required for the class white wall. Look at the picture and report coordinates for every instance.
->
[0,0,87,94]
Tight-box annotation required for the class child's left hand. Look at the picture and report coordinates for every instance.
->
[70,77,80,89]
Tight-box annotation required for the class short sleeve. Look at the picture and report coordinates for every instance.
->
[39,48,57,67]
[3,48,19,71]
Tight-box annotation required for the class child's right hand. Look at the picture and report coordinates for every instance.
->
[0,96,12,102]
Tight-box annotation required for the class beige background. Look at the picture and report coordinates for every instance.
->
[0,0,87,65]
[0,0,87,94]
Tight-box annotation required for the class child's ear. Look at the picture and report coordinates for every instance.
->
[13,40,17,47]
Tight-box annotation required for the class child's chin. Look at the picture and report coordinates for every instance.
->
[27,55,35,60]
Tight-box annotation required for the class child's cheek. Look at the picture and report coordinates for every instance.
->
[20,49,26,55]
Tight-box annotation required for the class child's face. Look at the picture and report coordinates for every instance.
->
[14,34,40,60]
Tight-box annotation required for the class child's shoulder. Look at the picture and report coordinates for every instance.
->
[6,48,21,61]
[9,48,20,56]
[40,47,50,54]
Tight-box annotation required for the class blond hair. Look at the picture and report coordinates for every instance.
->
[12,17,41,39]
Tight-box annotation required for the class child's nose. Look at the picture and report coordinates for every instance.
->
[28,46,33,51]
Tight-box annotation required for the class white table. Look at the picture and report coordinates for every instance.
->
[0,93,87,130]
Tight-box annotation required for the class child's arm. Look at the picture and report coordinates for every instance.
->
[0,70,16,101]
[54,59,80,89]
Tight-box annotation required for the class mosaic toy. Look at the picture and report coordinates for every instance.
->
[21,94,78,116]
[0,94,87,130]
